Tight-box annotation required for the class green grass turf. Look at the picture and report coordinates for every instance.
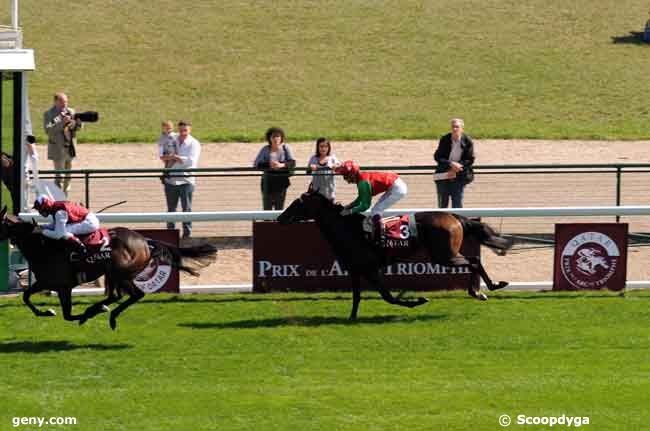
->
[1,290,649,430]
[13,0,650,143]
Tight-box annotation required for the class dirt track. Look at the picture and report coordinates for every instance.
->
[32,139,650,285]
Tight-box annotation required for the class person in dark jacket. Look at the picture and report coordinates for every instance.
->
[253,127,296,210]
[434,118,475,208]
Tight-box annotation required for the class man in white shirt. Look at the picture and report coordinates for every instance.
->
[160,120,201,238]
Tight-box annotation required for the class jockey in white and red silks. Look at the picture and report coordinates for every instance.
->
[33,195,100,256]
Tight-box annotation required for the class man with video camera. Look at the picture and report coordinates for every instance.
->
[43,92,98,196]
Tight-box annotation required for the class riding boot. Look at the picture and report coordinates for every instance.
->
[372,214,383,247]
[66,236,88,259]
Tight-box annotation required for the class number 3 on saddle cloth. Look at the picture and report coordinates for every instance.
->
[70,228,113,283]
[373,215,418,252]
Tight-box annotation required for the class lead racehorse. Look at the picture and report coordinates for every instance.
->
[277,191,511,319]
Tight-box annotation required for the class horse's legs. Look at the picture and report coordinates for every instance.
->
[109,284,145,330]
[79,277,118,325]
[350,276,362,320]
[365,270,428,309]
[56,287,86,322]
[22,281,57,317]
[78,295,117,325]
[467,256,509,291]
[465,262,488,301]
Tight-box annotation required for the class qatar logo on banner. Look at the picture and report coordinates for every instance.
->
[561,231,620,289]
[134,247,173,293]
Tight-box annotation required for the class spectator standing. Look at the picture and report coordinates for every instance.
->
[253,127,296,210]
[43,92,80,196]
[306,137,339,202]
[162,120,200,239]
[434,118,475,208]
[158,119,177,185]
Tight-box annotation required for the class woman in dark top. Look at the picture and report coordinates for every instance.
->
[253,127,296,210]
[434,118,475,208]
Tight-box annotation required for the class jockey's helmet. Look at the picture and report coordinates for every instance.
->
[33,195,54,214]
[335,160,360,179]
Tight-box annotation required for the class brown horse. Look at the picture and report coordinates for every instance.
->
[277,191,512,319]
[0,207,217,329]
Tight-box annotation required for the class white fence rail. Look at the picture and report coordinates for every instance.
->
[18,205,650,223]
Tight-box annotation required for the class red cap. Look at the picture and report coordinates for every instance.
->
[335,160,360,176]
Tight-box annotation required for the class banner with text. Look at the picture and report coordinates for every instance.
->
[252,221,479,292]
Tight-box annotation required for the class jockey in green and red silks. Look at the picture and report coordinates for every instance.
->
[335,160,408,240]
[33,195,99,255]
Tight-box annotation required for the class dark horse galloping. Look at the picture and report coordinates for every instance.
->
[0,207,217,329]
[277,191,512,319]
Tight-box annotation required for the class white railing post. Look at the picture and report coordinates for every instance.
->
[11,0,19,30]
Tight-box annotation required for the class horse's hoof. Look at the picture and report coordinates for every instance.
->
[488,281,509,291]
[45,308,57,317]
[468,289,488,301]
[417,297,429,305]
[101,305,110,313]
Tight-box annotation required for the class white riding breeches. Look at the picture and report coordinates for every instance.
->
[370,177,408,216]
[41,210,100,240]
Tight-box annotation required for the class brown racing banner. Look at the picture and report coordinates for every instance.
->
[252,221,479,292]
[133,229,180,294]
[553,223,628,291]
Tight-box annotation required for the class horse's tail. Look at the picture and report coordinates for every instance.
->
[456,215,513,255]
[154,241,218,276]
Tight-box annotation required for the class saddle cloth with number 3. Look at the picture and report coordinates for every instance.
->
[380,215,418,249]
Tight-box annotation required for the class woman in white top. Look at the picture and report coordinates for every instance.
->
[306,137,340,202]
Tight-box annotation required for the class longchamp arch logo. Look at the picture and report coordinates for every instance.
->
[554,224,628,291]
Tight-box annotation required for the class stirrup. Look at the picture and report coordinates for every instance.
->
[362,217,373,233]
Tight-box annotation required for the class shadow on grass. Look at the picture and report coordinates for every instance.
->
[179,313,447,329]
[0,340,132,354]
[0,294,361,308]
[491,292,627,300]
[144,294,357,305]
[2,291,643,310]
[611,31,649,45]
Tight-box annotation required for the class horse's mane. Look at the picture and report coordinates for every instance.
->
[310,193,364,220]
[7,220,68,262]
[307,192,367,237]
